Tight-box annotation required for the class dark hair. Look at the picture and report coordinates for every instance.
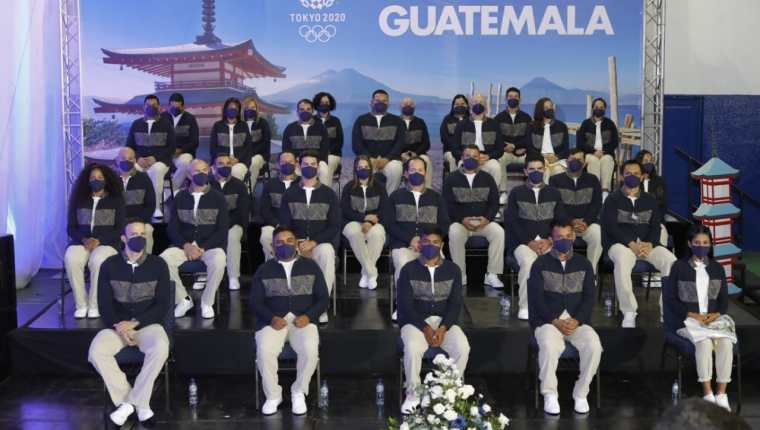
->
[299,150,320,163]
[68,163,123,221]
[635,149,654,164]
[551,219,574,231]
[420,225,443,239]
[372,89,389,99]
[654,398,751,430]
[505,87,521,98]
[532,97,553,128]
[406,156,427,173]
[570,147,585,156]
[686,224,713,257]
[296,99,313,110]
[312,92,336,111]
[591,97,607,109]
[169,93,184,104]
[462,144,480,153]
[621,159,642,174]
[273,225,295,239]
[351,154,375,189]
[221,97,242,122]
[449,94,469,116]
[278,150,296,163]
[143,94,159,104]
[123,218,146,234]
[525,152,545,167]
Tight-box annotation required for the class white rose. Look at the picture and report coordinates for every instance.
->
[399,423,410,430]
[498,413,510,427]
[458,385,475,399]
[482,403,492,413]
[427,414,437,424]
[470,406,479,416]
[443,409,458,421]
[484,423,493,430]
[430,386,443,398]
[421,395,431,407]
[446,389,457,403]
[433,354,448,365]
[433,403,445,415]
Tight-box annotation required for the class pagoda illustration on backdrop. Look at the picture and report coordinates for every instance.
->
[93,0,288,135]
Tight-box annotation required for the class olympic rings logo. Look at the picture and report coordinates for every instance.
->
[300,0,335,10]
[298,24,337,43]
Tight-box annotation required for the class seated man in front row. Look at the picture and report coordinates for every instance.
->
[89,220,171,426]
[251,226,328,416]
[602,159,676,328]
[398,226,470,414]
[528,220,602,416]
[160,159,228,319]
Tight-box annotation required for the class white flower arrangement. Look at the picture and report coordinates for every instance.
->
[387,354,509,430]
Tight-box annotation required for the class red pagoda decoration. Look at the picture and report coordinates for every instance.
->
[93,0,287,134]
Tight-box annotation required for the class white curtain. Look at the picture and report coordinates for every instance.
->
[0,0,67,288]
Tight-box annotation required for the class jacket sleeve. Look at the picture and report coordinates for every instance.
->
[575,120,590,153]
[238,126,253,167]
[573,259,595,325]
[140,176,156,223]
[383,193,413,246]
[167,197,191,247]
[485,175,500,221]
[488,122,505,160]
[250,269,275,324]
[311,190,341,244]
[551,192,568,225]
[332,117,344,155]
[418,119,431,155]
[527,260,554,327]
[133,260,171,329]
[556,123,570,159]
[197,194,229,250]
[126,121,137,151]
[441,177,460,224]
[604,120,619,156]
[437,194,451,237]
[251,119,271,159]
[99,198,125,247]
[451,122,464,161]
[97,258,117,326]
[318,125,330,162]
[397,265,427,330]
[602,196,636,246]
[663,263,687,331]
[67,203,85,244]
[341,184,365,223]
[439,119,452,153]
[281,125,293,155]
[717,266,729,315]
[208,123,219,160]
[260,185,277,227]
[156,122,175,166]
[187,115,200,154]
[303,262,329,321]
[387,120,405,160]
[235,183,251,228]
[505,191,531,245]
[351,118,368,156]
[645,200,663,246]
[441,266,463,329]
[584,177,602,225]
[279,191,293,230]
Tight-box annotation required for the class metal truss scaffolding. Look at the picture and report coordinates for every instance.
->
[642,0,666,168]
[60,0,84,200]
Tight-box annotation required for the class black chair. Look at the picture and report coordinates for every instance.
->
[527,336,601,410]
[101,282,176,419]
[253,340,321,411]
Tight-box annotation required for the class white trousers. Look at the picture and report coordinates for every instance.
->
[578,223,602,275]
[308,243,335,295]
[326,155,342,184]
[382,160,404,195]
[260,225,275,261]
[160,247,226,306]
[401,316,470,395]
[448,222,505,280]
[172,153,193,193]
[89,324,169,409]
[444,152,457,175]
[392,247,420,283]
[249,154,267,192]
[585,154,615,191]
[608,244,676,313]
[534,323,602,398]
[342,222,386,278]
[231,162,248,182]
[64,245,118,311]
[543,160,566,185]
[136,161,170,212]
[144,223,155,255]
[255,313,319,400]
[694,337,733,383]
[418,154,433,189]
[227,225,244,279]
[514,244,546,310]
[498,152,526,192]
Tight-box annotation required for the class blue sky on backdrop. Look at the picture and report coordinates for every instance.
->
[81,0,642,101]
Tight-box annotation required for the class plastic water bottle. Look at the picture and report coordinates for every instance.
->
[499,294,511,318]
[319,380,329,409]
[671,380,679,404]
[189,378,198,408]
[376,378,385,407]
[604,297,613,317]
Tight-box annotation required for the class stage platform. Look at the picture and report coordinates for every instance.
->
[9,265,760,377]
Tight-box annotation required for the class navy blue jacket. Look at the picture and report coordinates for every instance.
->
[401,116,431,156]
[279,182,341,244]
[97,252,171,329]
[663,257,729,332]
[549,172,602,225]
[576,117,619,157]
[161,111,199,157]
[245,116,272,162]
[452,117,505,161]
[398,258,463,330]
[282,119,330,162]
[209,120,253,167]
[528,251,595,329]
[442,169,499,223]
[493,109,532,153]
[250,257,329,330]
[352,113,405,160]
[318,115,344,156]
[167,187,229,250]
[122,171,155,224]
[260,177,298,227]
[67,193,126,248]
[340,180,387,224]
[528,120,569,159]
[384,188,450,249]
[504,184,567,253]
[126,116,176,166]
[210,177,250,229]
[439,113,466,154]
[601,188,662,251]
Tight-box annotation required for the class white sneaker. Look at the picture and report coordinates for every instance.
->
[543,393,560,415]
[291,391,307,415]
[201,304,215,319]
[319,312,328,323]
[499,192,508,205]
[462,276,468,287]
[109,403,134,426]
[367,275,378,290]
[136,407,154,422]
[703,393,716,404]
[358,274,368,289]
[192,281,206,290]
[228,277,241,291]
[261,397,282,415]
[484,273,504,289]
[174,297,194,318]
[621,312,637,328]
[74,308,87,319]
[517,308,529,320]
[392,310,398,321]
[715,393,730,411]
[401,393,420,414]
[87,308,100,319]
[574,397,590,414]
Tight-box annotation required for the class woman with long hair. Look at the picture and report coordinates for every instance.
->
[340,155,387,289]
[575,97,618,196]
[313,91,344,184]
[664,224,736,411]
[528,97,569,183]
[64,163,125,319]
[209,97,252,181]
[635,149,669,246]
[440,94,470,175]
[241,96,272,192]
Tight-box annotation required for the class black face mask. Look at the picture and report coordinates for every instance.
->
[89,179,105,192]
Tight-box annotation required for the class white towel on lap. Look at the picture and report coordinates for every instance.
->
[677,315,737,345]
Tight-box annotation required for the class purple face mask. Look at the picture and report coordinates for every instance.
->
[507,98,519,109]
[298,110,312,122]
[568,158,583,173]
[408,172,425,187]
[691,245,710,258]
[244,108,257,120]
[356,168,371,180]
[225,107,239,119]
[462,157,479,171]
[471,103,485,115]
[373,101,388,114]
[527,170,544,184]
[623,174,641,189]
[401,105,415,116]
[421,243,440,260]
[169,106,182,116]
[144,105,158,117]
